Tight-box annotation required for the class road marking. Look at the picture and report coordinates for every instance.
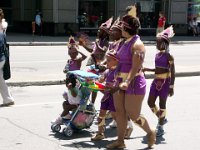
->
[9,101,62,107]
[12,60,67,64]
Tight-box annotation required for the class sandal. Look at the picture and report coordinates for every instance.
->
[124,127,133,139]
[146,130,156,148]
[106,141,126,149]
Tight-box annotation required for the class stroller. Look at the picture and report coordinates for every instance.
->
[51,70,101,137]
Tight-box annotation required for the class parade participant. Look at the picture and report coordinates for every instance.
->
[106,17,133,138]
[63,36,87,73]
[144,26,175,137]
[91,50,118,141]
[106,5,156,149]
[79,17,112,105]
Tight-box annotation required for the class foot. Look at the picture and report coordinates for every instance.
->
[156,126,164,137]
[106,141,126,149]
[109,120,117,128]
[91,133,105,141]
[146,130,156,148]
[0,101,15,107]
[51,116,63,125]
[124,127,133,139]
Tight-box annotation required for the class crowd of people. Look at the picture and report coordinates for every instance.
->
[50,4,175,149]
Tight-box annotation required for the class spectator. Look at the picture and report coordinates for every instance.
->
[35,10,43,36]
[189,17,199,36]
[0,8,15,107]
[156,11,166,35]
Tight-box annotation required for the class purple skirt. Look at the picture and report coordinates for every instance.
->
[149,78,170,99]
[116,75,146,95]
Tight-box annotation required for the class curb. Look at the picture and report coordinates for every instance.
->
[7,71,200,87]
[8,41,200,46]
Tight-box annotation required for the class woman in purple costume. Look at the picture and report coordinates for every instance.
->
[106,14,156,149]
[91,50,118,141]
[63,36,87,73]
[144,26,175,137]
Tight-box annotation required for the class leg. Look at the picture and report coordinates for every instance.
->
[61,101,77,117]
[0,60,14,105]
[91,91,97,104]
[125,94,156,148]
[158,97,167,125]
[148,95,159,118]
[91,109,107,141]
[106,90,126,149]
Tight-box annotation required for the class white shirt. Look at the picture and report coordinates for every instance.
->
[0,19,8,33]
[67,87,82,105]
[35,14,41,26]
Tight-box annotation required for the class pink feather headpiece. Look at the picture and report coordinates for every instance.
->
[67,36,79,51]
[99,17,113,33]
[110,17,122,31]
[157,25,175,43]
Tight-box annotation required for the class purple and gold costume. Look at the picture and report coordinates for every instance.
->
[149,52,171,99]
[67,59,80,71]
[116,35,146,95]
[100,69,117,112]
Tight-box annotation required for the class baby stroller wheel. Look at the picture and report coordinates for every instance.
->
[51,124,61,132]
[63,126,73,137]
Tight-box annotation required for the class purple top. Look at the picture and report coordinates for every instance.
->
[108,39,124,52]
[101,69,117,101]
[68,59,80,71]
[116,35,139,73]
[155,52,170,69]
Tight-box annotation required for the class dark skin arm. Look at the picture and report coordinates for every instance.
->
[169,55,175,97]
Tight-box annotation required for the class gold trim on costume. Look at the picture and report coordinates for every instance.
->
[155,73,171,79]
[117,72,142,81]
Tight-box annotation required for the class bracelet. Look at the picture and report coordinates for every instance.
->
[124,79,130,84]
[169,85,174,88]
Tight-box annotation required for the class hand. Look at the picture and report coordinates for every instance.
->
[169,88,174,97]
[119,82,129,90]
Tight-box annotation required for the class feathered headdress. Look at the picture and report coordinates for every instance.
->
[110,17,122,31]
[99,17,113,33]
[67,36,79,50]
[127,5,137,18]
[157,25,175,43]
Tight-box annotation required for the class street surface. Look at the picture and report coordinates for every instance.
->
[8,43,200,83]
[0,77,200,150]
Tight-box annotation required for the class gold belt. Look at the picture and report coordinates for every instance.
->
[118,72,142,81]
[155,73,171,79]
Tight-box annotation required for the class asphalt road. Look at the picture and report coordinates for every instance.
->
[0,77,200,150]
[8,43,200,84]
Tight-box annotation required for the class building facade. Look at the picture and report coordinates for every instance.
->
[0,0,199,35]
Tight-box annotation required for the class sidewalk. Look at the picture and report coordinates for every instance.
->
[6,32,200,46]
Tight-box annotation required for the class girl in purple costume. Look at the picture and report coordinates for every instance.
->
[91,50,118,141]
[106,14,156,149]
[144,26,175,137]
[63,36,87,73]
[79,18,111,105]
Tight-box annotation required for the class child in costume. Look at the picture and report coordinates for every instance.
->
[143,26,175,137]
[79,18,112,105]
[63,36,87,73]
[51,73,83,124]
[91,50,119,141]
